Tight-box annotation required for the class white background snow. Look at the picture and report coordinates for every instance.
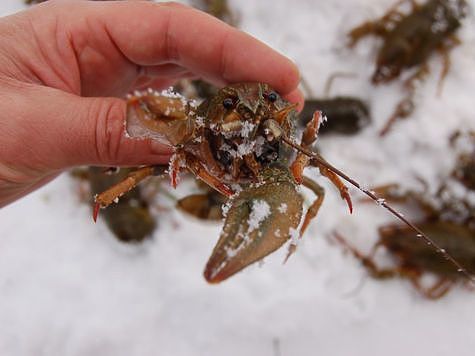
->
[1,0,475,355]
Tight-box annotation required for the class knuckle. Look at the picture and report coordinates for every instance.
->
[92,98,126,165]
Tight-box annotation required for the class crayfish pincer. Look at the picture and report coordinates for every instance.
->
[93,83,474,284]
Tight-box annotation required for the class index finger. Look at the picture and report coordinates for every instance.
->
[75,1,301,96]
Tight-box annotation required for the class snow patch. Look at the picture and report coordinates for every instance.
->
[247,199,271,233]
[277,203,288,214]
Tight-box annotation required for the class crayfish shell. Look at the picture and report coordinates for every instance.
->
[125,89,192,146]
[204,170,303,283]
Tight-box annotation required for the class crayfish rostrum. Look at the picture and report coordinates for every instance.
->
[94,83,353,283]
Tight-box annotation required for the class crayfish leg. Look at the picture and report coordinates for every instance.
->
[284,176,325,263]
[169,152,187,189]
[310,157,353,213]
[333,232,398,279]
[302,111,323,146]
[379,63,429,136]
[333,232,454,298]
[409,276,454,299]
[299,176,325,237]
[290,153,308,185]
[290,111,324,184]
[347,0,418,47]
[347,21,385,47]
[379,97,415,136]
[437,35,461,96]
[185,156,234,198]
[93,166,164,221]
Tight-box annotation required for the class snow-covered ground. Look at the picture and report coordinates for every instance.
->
[1,0,475,355]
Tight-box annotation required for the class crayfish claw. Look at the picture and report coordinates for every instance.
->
[343,191,353,214]
[93,202,101,223]
[204,166,304,283]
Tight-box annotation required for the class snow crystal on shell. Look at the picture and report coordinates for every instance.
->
[240,121,256,138]
[289,227,299,246]
[277,203,288,214]
[247,199,271,233]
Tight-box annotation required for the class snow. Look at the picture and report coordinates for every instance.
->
[222,134,267,159]
[240,121,256,138]
[376,198,386,205]
[2,0,475,355]
[431,4,449,33]
[247,199,271,233]
[277,203,288,214]
[288,227,300,246]
[195,115,205,128]
[319,113,328,129]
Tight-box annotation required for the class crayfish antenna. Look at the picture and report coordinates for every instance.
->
[281,135,475,285]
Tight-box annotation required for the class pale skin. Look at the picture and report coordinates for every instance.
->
[0,0,303,208]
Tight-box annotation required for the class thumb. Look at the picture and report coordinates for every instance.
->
[4,85,173,171]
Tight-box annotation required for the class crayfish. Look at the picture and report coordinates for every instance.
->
[348,0,468,135]
[93,83,474,284]
[334,131,475,298]
[94,83,353,283]
[299,74,370,135]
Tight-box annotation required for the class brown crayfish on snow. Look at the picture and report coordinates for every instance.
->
[348,0,468,135]
[333,131,475,298]
[93,83,474,284]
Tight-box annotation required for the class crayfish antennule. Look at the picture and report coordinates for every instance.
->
[93,203,100,223]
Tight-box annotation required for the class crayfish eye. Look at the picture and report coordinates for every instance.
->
[222,97,235,109]
[267,91,278,102]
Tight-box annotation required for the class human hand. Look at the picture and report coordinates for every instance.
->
[0,0,302,207]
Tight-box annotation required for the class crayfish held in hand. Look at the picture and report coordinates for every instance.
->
[93,83,474,284]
